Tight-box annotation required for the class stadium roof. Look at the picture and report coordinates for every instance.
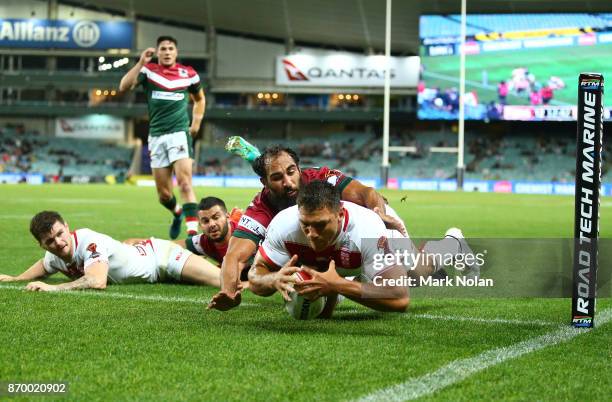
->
[63,0,611,54]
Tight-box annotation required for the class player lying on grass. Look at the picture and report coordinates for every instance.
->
[248,181,476,315]
[125,196,249,280]
[0,211,220,291]
[208,140,407,311]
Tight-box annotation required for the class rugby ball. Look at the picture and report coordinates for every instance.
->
[284,270,326,320]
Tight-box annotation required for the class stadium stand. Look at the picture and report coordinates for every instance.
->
[0,125,132,178]
[2,119,608,184]
[200,129,610,183]
[420,13,612,39]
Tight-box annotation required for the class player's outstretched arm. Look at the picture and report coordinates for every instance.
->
[208,237,257,311]
[340,180,406,235]
[296,261,409,313]
[119,47,155,92]
[189,89,206,137]
[25,262,109,292]
[0,259,48,282]
[248,254,299,301]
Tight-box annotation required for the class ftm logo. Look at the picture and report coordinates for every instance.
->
[572,316,592,327]
[282,59,308,81]
[580,79,602,89]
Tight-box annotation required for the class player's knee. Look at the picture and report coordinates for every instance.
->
[158,192,173,204]
[179,181,192,195]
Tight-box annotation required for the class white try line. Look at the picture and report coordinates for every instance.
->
[0,285,556,326]
[340,308,555,326]
[409,313,556,327]
[0,284,259,307]
[8,198,123,204]
[354,308,612,402]
[0,212,94,220]
[0,284,207,304]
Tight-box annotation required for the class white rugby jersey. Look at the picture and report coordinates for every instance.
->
[43,229,159,284]
[259,202,406,281]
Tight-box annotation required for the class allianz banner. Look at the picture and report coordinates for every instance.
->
[0,19,133,49]
[276,53,420,87]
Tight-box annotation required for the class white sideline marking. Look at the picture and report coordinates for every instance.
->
[354,308,612,402]
[410,313,555,327]
[0,284,206,304]
[0,285,559,325]
[0,212,93,220]
[339,309,555,326]
[0,284,256,307]
[10,198,122,204]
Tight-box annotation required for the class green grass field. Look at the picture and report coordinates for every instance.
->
[422,43,612,106]
[0,185,610,401]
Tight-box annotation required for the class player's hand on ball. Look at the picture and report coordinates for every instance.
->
[0,274,17,282]
[139,47,156,64]
[296,260,342,299]
[274,255,300,302]
[25,281,57,292]
[374,207,407,236]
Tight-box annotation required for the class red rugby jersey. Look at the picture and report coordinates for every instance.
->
[233,167,353,245]
[185,220,237,265]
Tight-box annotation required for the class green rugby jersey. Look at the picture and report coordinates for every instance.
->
[138,62,202,136]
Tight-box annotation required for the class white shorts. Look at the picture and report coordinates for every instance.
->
[152,238,192,281]
[148,131,192,169]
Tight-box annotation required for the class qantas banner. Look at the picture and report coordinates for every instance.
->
[55,115,124,140]
[276,53,420,87]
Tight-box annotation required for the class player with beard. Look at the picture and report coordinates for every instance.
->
[208,144,407,311]
[125,197,248,279]
[179,197,249,280]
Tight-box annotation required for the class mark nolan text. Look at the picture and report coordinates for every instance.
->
[373,276,494,287]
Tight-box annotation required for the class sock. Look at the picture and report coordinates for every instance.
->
[421,237,461,271]
[161,195,182,217]
[183,202,198,235]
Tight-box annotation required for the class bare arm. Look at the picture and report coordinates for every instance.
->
[220,237,257,294]
[119,48,154,92]
[0,259,48,282]
[341,179,386,212]
[248,254,299,301]
[189,89,206,136]
[25,262,109,292]
[341,180,406,235]
[207,237,257,311]
[297,261,409,313]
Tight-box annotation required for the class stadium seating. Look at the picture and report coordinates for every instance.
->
[420,13,612,39]
[0,128,133,177]
[210,130,610,183]
[3,126,609,183]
